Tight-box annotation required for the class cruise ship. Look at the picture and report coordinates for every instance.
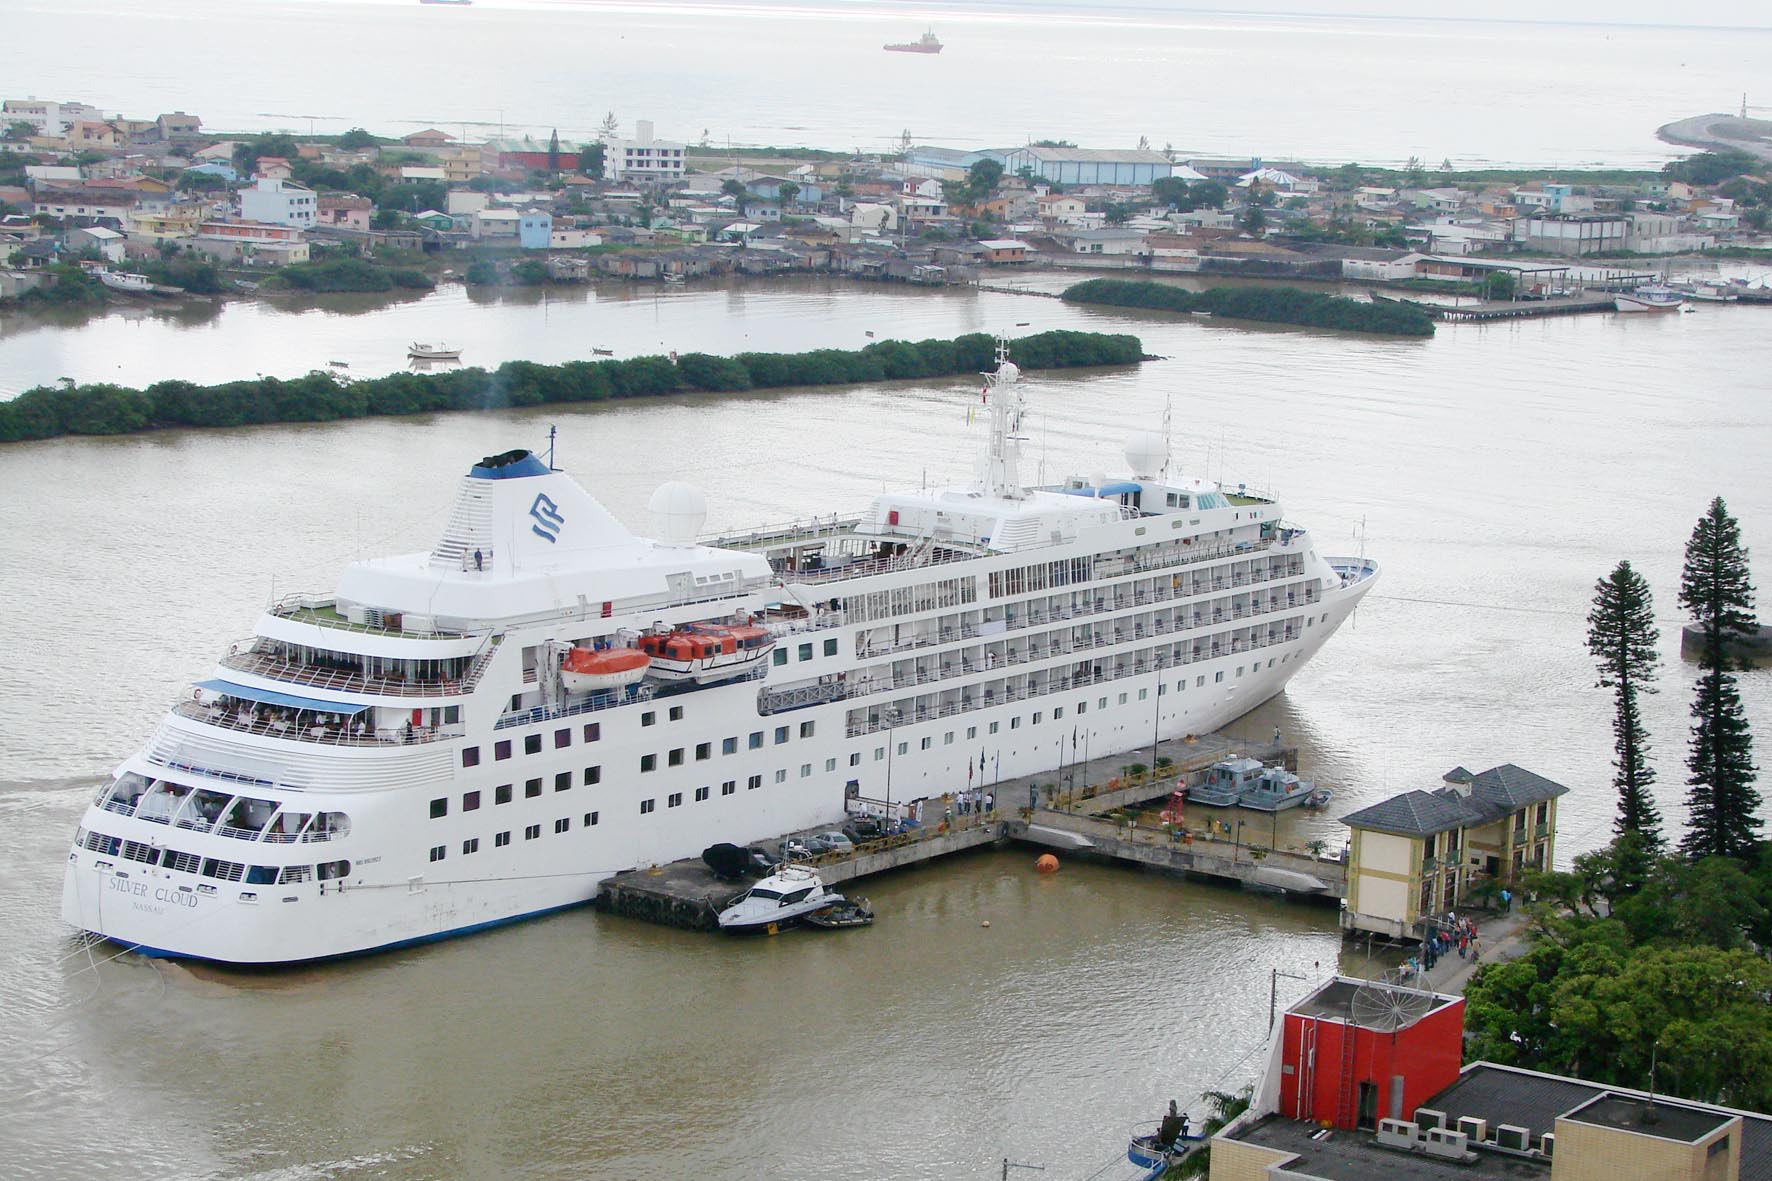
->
[62,345,1377,964]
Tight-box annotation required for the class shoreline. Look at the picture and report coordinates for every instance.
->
[1656,112,1772,162]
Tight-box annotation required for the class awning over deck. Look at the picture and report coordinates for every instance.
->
[195,679,372,715]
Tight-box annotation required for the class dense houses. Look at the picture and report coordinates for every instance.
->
[3,97,1767,297]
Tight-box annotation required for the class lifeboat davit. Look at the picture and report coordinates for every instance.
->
[560,647,651,693]
[638,623,776,684]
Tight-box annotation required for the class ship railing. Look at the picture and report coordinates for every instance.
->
[758,680,851,715]
[269,593,477,639]
[780,545,977,586]
[220,650,470,699]
[703,514,866,551]
[174,699,462,747]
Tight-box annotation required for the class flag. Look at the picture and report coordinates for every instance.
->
[968,762,974,782]
[981,386,989,403]
[865,330,875,337]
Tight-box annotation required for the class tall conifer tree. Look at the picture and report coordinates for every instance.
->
[1586,561,1664,867]
[1677,497,1761,859]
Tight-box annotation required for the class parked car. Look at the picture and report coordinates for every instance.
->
[745,846,782,875]
[808,831,855,855]
[778,837,813,861]
[842,817,885,842]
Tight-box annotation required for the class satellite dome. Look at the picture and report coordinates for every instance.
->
[996,361,1021,383]
[1124,431,1168,480]
[649,482,707,547]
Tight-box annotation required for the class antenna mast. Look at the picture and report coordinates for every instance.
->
[978,335,1027,500]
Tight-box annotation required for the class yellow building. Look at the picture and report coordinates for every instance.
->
[1341,763,1567,938]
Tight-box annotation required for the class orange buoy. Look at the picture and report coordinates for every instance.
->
[1035,853,1060,874]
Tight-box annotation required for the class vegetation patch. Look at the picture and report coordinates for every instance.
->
[0,329,1143,444]
[1062,278,1435,336]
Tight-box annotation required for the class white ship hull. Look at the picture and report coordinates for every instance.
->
[62,362,1379,966]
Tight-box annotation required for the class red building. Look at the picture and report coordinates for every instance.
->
[1276,977,1464,1130]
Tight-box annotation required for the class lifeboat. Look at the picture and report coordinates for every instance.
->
[560,647,651,693]
[638,623,776,684]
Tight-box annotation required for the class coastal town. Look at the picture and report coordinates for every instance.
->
[3,97,1771,305]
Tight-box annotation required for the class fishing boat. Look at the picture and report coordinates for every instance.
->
[884,29,942,53]
[1613,285,1683,313]
[1676,279,1739,303]
[98,271,155,293]
[717,865,844,934]
[1190,757,1264,806]
[1302,787,1334,810]
[559,646,650,693]
[408,342,463,360]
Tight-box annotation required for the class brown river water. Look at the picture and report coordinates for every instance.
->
[1,275,1768,1179]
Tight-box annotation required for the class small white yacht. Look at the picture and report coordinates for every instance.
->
[1614,285,1683,313]
[716,865,842,935]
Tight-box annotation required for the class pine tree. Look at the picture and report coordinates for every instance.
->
[1585,561,1664,865]
[1677,497,1761,859]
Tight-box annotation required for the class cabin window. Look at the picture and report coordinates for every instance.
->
[798,643,813,661]
[968,725,978,737]
[585,812,600,826]
[430,798,447,818]
[670,705,684,722]
[668,793,683,808]
[584,766,601,786]
[696,742,711,761]
[921,737,933,749]
[555,772,571,792]
[668,748,684,767]
[462,746,480,768]
[524,734,542,755]
[1053,708,1064,720]
[774,650,788,666]
[875,747,885,761]
[1034,711,1044,724]
[824,638,838,656]
[775,726,790,744]
[525,778,541,799]
[897,741,908,755]
[748,775,761,790]
[554,728,571,749]
[495,740,512,761]
[496,831,511,847]
[496,784,512,805]
[825,758,837,772]
[749,731,764,750]
[723,737,738,755]
[443,705,460,724]
[780,888,812,906]
[463,838,479,855]
[1196,676,1205,687]
[583,722,601,743]
[989,722,999,735]
[800,721,815,739]
[1215,672,1224,683]
[1076,703,1086,715]
[1119,694,1128,705]
[642,711,656,727]
[555,818,570,834]
[429,845,445,862]
[695,786,710,802]
[1010,718,1020,730]
[640,799,655,814]
[775,770,787,784]
[944,732,955,745]
[641,754,657,772]
[526,824,541,840]
[463,790,481,812]
[722,781,736,796]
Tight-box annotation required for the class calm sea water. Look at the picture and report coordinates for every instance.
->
[2,274,1770,1178]
[1,0,1768,166]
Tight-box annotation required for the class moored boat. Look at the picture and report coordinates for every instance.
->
[408,341,463,360]
[716,865,843,934]
[805,897,873,928]
[1614,285,1683,313]
[1238,766,1314,811]
[1190,756,1264,806]
[560,645,650,693]
[1303,787,1334,810]
[98,271,155,293]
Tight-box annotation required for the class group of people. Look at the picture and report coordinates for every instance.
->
[943,791,995,823]
[1403,914,1482,980]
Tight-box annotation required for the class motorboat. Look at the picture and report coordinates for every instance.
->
[1126,1120,1205,1179]
[1613,286,1683,313]
[559,646,650,693]
[1303,787,1334,810]
[716,865,844,934]
[408,342,463,360]
[1238,766,1315,811]
[98,271,155,293]
[805,897,874,928]
[1676,279,1739,303]
[1189,756,1264,806]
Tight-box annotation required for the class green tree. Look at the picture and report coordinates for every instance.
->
[233,132,301,176]
[720,178,750,215]
[578,143,605,179]
[1678,497,1761,859]
[1483,270,1516,300]
[778,181,800,208]
[1151,176,1193,210]
[4,120,35,141]
[1238,202,1267,236]
[965,157,1004,204]
[598,111,620,140]
[337,127,379,150]
[1192,180,1229,209]
[1587,561,1666,874]
[547,128,561,173]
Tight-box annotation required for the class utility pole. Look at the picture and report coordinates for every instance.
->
[1270,967,1307,1032]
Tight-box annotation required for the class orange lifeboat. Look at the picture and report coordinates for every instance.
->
[638,622,776,683]
[560,647,651,694]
